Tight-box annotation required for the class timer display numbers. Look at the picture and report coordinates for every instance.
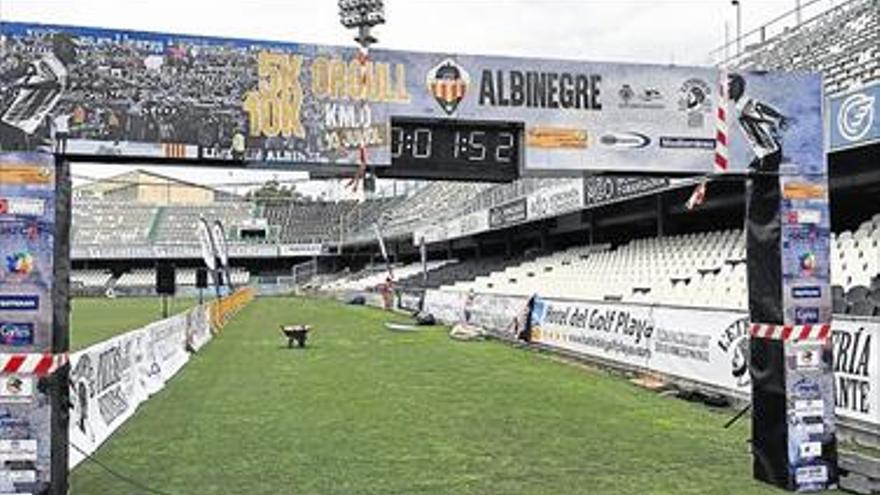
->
[384,118,522,182]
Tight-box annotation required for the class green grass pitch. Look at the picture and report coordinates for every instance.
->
[71,297,196,351]
[68,296,827,494]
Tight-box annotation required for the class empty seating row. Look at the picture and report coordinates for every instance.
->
[440,225,880,313]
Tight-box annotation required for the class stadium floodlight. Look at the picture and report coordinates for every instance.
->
[338,0,385,47]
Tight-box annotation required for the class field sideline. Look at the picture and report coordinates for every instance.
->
[69,296,824,494]
[71,297,196,351]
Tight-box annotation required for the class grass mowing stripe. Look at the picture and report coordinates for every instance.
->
[70,296,823,494]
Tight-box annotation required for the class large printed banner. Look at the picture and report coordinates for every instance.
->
[423,290,880,426]
[0,153,56,353]
[422,290,468,324]
[0,152,58,494]
[531,297,878,426]
[68,291,253,469]
[67,307,208,468]
[466,293,531,340]
[529,297,751,394]
[0,22,822,175]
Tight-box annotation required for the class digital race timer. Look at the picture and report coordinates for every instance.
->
[383,118,522,182]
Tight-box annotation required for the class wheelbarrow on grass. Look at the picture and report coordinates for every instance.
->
[281,325,311,348]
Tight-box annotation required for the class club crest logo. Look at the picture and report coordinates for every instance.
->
[426,58,469,115]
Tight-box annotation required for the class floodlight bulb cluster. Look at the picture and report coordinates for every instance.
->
[338,0,385,28]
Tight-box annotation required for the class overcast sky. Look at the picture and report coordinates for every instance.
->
[1,0,833,196]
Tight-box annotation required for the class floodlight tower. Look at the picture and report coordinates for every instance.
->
[338,0,385,49]
[338,0,386,192]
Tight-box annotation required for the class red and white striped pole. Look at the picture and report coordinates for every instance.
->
[686,69,729,211]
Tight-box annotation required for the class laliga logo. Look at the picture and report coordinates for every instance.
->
[838,92,875,142]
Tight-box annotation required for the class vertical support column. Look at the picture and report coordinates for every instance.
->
[539,221,549,251]
[586,210,595,246]
[51,155,71,495]
[741,69,836,491]
[656,193,665,238]
[0,152,69,495]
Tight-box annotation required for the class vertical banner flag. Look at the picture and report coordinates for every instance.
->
[419,235,427,284]
[211,220,232,289]
[373,222,393,280]
[197,217,217,272]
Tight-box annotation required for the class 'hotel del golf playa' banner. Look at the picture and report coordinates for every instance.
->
[0,22,822,176]
[420,290,879,427]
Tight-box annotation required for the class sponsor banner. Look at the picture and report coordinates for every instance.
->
[227,244,280,257]
[0,153,55,355]
[0,23,819,175]
[70,243,290,260]
[188,305,213,352]
[278,244,323,257]
[209,288,256,331]
[779,174,832,326]
[412,209,489,246]
[0,399,50,493]
[466,293,530,338]
[584,176,670,208]
[831,318,880,425]
[458,210,490,237]
[68,305,211,468]
[828,82,879,151]
[786,339,836,491]
[526,180,584,221]
[423,290,880,426]
[422,290,467,324]
[0,322,35,347]
[444,210,491,242]
[68,330,143,468]
[142,313,191,388]
[523,296,878,425]
[489,198,527,229]
[0,375,35,404]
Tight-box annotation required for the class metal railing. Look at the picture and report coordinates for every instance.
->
[710,0,861,67]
